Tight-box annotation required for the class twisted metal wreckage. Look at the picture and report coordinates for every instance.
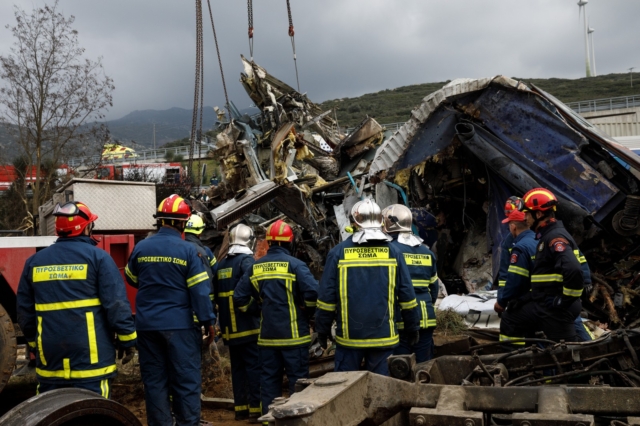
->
[192,58,640,424]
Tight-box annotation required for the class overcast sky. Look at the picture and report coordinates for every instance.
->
[1,0,638,121]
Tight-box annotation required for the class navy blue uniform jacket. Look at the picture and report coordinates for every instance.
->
[498,230,537,308]
[16,236,136,383]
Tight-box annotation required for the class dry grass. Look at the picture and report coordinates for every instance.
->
[434,308,468,336]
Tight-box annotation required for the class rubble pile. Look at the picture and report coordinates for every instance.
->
[202,60,640,327]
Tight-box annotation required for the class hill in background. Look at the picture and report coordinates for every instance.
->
[320,72,640,127]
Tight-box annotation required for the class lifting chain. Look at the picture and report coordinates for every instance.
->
[247,0,254,60]
[190,0,204,191]
[207,0,230,117]
[285,0,300,92]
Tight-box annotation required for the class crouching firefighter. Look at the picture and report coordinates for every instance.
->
[212,224,261,421]
[495,209,538,345]
[17,201,136,398]
[233,219,318,423]
[316,199,419,375]
[382,204,438,363]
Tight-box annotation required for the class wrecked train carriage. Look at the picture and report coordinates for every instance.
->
[369,76,640,326]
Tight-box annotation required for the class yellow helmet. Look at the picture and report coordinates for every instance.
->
[185,214,205,235]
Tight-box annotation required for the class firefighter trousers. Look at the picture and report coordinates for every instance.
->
[228,342,261,419]
[138,328,202,426]
[394,329,435,363]
[37,378,113,399]
[259,346,309,417]
[500,298,582,343]
[334,346,394,376]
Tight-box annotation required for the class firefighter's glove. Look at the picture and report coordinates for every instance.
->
[408,330,420,347]
[118,346,136,365]
[583,284,594,297]
[317,333,328,350]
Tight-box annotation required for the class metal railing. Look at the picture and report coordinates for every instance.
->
[67,144,213,168]
[565,94,640,114]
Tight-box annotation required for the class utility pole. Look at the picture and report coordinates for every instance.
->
[153,123,156,150]
[629,68,636,88]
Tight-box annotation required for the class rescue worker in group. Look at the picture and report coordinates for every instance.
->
[494,208,538,344]
[212,224,261,421]
[233,219,318,423]
[499,188,585,342]
[184,214,217,307]
[125,194,215,426]
[495,197,524,290]
[316,199,419,375]
[16,201,136,398]
[382,204,439,363]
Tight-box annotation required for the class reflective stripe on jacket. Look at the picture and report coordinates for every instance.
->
[233,245,318,348]
[213,253,260,345]
[530,220,584,300]
[125,227,215,330]
[316,237,419,349]
[498,230,537,307]
[390,239,438,330]
[16,236,136,383]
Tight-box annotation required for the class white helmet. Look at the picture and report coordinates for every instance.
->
[228,224,255,255]
[351,199,383,230]
[381,204,413,233]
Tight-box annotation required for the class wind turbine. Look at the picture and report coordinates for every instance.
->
[578,0,592,77]
[588,24,597,76]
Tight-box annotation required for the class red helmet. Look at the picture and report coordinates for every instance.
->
[155,194,191,220]
[504,196,524,217]
[54,201,98,237]
[265,219,294,242]
[523,188,558,212]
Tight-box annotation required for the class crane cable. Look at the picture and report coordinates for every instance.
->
[190,0,204,191]
[286,0,300,92]
[207,0,230,117]
[247,0,254,60]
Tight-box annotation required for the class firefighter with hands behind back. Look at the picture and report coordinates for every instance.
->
[233,219,318,425]
[16,201,136,398]
[382,204,439,363]
[212,223,261,421]
[315,199,420,375]
[125,194,216,426]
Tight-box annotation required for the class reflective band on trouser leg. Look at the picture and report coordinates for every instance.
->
[86,312,99,364]
[235,405,249,412]
[498,280,506,287]
[100,379,110,399]
[499,334,525,346]
[37,316,47,366]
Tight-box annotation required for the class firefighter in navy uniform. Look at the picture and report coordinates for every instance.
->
[316,199,419,375]
[499,188,584,342]
[496,197,523,291]
[495,209,538,344]
[382,204,438,363]
[212,224,261,421]
[125,194,215,426]
[16,201,136,398]
[233,219,318,423]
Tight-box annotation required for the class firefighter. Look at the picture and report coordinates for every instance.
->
[16,201,136,398]
[185,214,217,309]
[125,194,215,426]
[495,209,538,344]
[382,204,439,363]
[496,197,524,291]
[233,219,318,422]
[316,199,419,375]
[212,224,261,421]
[499,188,584,342]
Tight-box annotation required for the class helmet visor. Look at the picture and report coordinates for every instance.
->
[53,202,90,221]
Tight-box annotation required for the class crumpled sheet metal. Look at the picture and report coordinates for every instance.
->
[369,76,527,179]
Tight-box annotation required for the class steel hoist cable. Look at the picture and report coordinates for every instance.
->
[189,0,204,185]
[207,0,230,116]
[247,0,254,60]
[286,0,300,92]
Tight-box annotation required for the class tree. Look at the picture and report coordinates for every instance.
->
[0,1,113,233]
